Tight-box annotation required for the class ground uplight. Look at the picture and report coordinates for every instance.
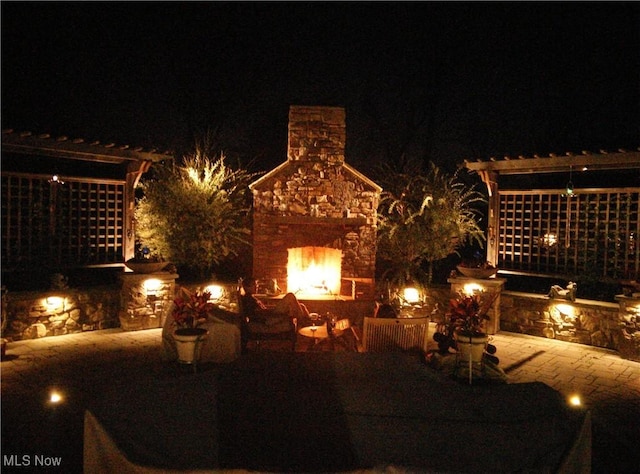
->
[568,394,582,407]
[49,390,64,404]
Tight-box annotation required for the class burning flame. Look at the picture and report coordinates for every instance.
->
[287,247,342,297]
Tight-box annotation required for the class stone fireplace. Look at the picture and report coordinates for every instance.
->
[249,105,381,301]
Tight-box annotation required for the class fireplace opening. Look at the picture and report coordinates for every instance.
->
[287,247,342,298]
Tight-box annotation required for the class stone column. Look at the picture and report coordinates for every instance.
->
[119,272,179,331]
[615,295,640,361]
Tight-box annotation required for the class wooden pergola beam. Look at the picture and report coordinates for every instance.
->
[464,150,640,175]
[1,129,172,164]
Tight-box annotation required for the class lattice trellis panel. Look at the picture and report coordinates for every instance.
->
[2,172,125,270]
[498,188,640,279]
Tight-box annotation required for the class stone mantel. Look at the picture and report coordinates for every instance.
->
[254,215,369,227]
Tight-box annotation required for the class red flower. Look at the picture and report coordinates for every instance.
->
[172,287,214,328]
[446,292,497,336]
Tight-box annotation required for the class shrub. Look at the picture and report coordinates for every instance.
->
[376,162,487,292]
[134,146,255,279]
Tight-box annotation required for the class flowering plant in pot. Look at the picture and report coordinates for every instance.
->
[171,287,214,365]
[431,290,506,384]
[449,293,489,337]
[172,287,214,334]
[433,291,499,358]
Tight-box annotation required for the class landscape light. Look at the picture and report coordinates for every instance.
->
[564,166,574,197]
[205,284,225,302]
[49,389,64,405]
[568,394,581,407]
[403,287,421,304]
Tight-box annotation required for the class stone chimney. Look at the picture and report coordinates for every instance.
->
[249,105,382,301]
[287,105,346,164]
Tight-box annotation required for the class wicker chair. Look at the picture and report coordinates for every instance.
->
[361,316,430,353]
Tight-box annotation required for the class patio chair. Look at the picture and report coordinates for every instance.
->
[237,287,297,353]
[361,316,430,353]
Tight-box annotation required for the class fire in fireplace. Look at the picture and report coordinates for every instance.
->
[287,246,342,297]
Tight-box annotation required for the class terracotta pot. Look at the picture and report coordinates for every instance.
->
[173,327,208,364]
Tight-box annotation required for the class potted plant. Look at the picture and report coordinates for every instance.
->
[171,287,214,364]
[124,243,169,273]
[434,291,500,363]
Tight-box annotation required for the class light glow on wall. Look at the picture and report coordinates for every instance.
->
[43,296,66,312]
[463,283,485,296]
[403,287,421,304]
[204,284,225,302]
[554,303,576,318]
[143,279,162,292]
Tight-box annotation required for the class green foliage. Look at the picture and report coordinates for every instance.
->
[376,161,487,289]
[134,148,255,278]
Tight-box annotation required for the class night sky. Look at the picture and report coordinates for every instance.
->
[2,2,638,175]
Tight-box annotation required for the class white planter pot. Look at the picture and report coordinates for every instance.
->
[173,328,208,364]
[455,331,487,363]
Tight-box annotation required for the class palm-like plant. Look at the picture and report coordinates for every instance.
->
[134,145,255,279]
[376,162,487,293]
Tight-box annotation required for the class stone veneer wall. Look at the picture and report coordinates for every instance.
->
[2,273,180,341]
[250,106,380,298]
[500,291,640,361]
[2,282,638,363]
[2,286,120,341]
[118,273,178,331]
[421,286,640,361]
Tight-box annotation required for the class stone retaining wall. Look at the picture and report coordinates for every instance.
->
[3,283,638,362]
[2,286,120,341]
[500,291,639,361]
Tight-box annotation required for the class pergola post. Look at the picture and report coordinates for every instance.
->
[478,170,499,267]
[125,160,153,262]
